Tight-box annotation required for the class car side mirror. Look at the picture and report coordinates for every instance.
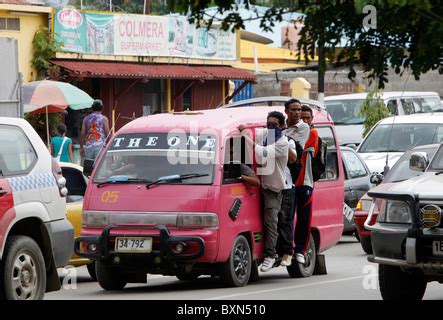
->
[83,158,94,177]
[409,152,428,172]
[223,161,242,180]
[370,173,384,185]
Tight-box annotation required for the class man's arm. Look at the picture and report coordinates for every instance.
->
[79,119,86,156]
[104,117,110,138]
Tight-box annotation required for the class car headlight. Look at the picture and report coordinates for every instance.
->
[356,198,373,212]
[385,201,411,224]
[83,210,109,228]
[176,213,219,229]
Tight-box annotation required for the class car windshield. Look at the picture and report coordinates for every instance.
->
[384,147,438,183]
[428,145,443,171]
[93,133,217,185]
[358,123,439,153]
[325,99,366,125]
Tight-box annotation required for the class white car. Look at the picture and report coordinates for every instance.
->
[0,117,73,300]
[357,113,443,175]
[325,92,442,146]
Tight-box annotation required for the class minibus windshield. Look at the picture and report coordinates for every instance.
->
[93,133,216,185]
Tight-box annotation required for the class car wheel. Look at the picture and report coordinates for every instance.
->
[86,262,97,281]
[354,230,360,242]
[379,264,427,300]
[360,236,373,254]
[220,235,251,287]
[96,261,127,290]
[287,233,316,278]
[0,236,46,300]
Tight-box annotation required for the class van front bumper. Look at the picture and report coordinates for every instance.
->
[74,225,205,263]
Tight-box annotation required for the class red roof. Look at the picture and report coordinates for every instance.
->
[53,60,257,82]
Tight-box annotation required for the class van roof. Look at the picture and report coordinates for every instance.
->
[378,113,443,125]
[119,106,332,135]
[0,117,28,126]
[325,92,440,101]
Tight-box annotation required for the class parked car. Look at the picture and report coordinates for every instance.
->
[365,143,443,300]
[357,113,443,175]
[325,92,442,146]
[341,147,372,235]
[60,162,96,280]
[0,117,73,300]
[354,144,439,254]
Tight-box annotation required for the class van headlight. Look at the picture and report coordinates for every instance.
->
[83,211,109,228]
[384,201,411,224]
[176,213,218,229]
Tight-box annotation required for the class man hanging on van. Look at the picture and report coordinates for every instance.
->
[293,105,322,264]
[239,111,289,272]
[277,99,310,267]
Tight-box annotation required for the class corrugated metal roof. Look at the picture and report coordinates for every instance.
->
[53,60,257,81]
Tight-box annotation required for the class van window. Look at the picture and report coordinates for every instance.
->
[359,123,438,153]
[386,100,398,115]
[320,149,339,181]
[325,99,365,125]
[223,137,253,184]
[0,125,37,176]
[316,126,337,148]
[94,133,216,185]
[401,97,441,114]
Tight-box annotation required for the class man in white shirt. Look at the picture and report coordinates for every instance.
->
[239,111,289,272]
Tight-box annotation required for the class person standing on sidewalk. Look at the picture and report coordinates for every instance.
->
[239,111,289,272]
[80,100,110,162]
[51,124,73,163]
[276,99,310,267]
[294,105,319,264]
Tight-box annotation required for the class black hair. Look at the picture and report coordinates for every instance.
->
[301,105,313,117]
[284,98,301,109]
[57,123,67,135]
[267,111,286,126]
[91,99,103,112]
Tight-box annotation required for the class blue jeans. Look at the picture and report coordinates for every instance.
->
[84,145,103,162]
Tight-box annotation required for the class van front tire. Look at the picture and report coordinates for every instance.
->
[0,236,46,300]
[96,261,127,290]
[220,235,251,287]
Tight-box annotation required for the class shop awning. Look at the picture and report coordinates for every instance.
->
[53,60,257,82]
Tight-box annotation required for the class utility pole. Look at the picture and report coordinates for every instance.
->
[317,0,326,104]
[144,0,150,14]
[317,34,325,103]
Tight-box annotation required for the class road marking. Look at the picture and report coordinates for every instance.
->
[205,275,366,300]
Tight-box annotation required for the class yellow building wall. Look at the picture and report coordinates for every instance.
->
[0,5,51,83]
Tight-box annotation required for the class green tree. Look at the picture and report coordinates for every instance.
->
[32,27,59,79]
[358,87,390,138]
[167,0,443,88]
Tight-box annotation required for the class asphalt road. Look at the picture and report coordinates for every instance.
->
[45,235,443,300]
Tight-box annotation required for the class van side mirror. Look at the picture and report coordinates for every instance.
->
[83,158,94,177]
[223,161,242,180]
[409,152,428,172]
[370,173,384,185]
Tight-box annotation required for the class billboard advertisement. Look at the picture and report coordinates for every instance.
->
[54,8,237,60]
